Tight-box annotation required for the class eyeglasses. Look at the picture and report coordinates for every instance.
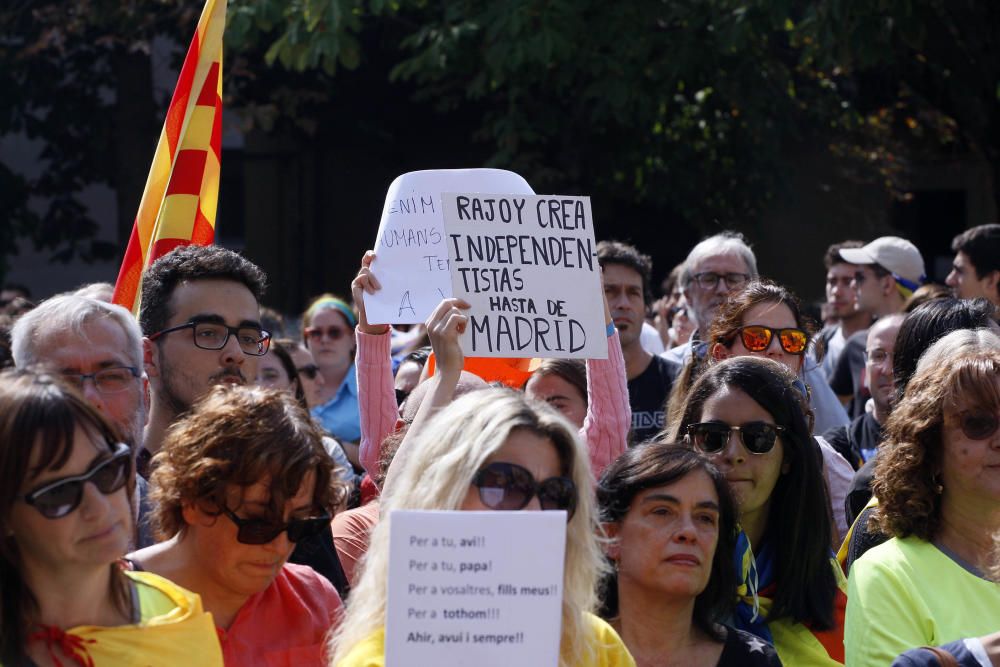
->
[149,321,271,356]
[296,364,320,380]
[61,366,140,393]
[956,411,999,441]
[735,325,809,355]
[686,421,786,455]
[865,349,892,365]
[395,388,410,406]
[690,272,750,290]
[304,326,348,342]
[470,462,577,519]
[23,443,132,519]
[222,506,332,545]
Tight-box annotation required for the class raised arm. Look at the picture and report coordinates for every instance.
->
[382,298,469,496]
[581,289,630,478]
[351,251,398,477]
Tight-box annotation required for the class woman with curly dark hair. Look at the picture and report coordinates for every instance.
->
[130,384,349,665]
[845,328,1000,666]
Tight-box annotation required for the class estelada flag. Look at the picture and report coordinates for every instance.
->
[112,0,225,313]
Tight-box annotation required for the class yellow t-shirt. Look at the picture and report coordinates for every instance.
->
[9,570,224,667]
[336,612,635,667]
[845,536,1000,667]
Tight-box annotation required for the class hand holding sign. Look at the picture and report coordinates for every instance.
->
[426,297,470,379]
[351,250,390,336]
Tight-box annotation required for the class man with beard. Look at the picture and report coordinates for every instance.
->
[138,245,350,596]
[11,294,154,545]
[139,245,269,475]
[596,241,680,444]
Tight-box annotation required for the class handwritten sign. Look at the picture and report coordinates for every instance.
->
[364,169,534,325]
[385,510,566,667]
[442,194,606,359]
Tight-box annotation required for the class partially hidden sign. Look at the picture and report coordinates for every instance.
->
[443,193,606,359]
[385,510,566,667]
[364,169,534,325]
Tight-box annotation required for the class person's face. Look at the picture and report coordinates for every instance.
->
[36,318,147,447]
[946,251,999,303]
[694,386,786,523]
[825,263,859,319]
[288,347,326,409]
[717,301,804,375]
[602,264,646,349]
[147,279,261,416]
[9,425,132,578]
[394,361,423,403]
[684,253,752,334]
[940,391,1000,513]
[461,429,563,512]
[255,351,293,392]
[864,320,901,415]
[305,309,355,369]
[851,265,891,315]
[607,470,720,601]
[183,471,317,599]
[525,373,587,429]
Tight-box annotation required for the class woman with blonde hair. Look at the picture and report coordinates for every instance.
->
[845,328,1000,666]
[329,386,634,666]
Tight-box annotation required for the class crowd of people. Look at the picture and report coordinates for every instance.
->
[0,222,998,666]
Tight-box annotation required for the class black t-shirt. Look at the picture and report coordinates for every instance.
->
[717,626,783,666]
[830,330,868,419]
[627,354,681,445]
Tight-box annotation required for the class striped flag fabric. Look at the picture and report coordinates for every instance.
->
[112,0,226,313]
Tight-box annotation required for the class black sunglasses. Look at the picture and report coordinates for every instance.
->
[24,442,132,519]
[686,421,785,455]
[471,462,577,520]
[222,506,332,545]
[957,411,999,441]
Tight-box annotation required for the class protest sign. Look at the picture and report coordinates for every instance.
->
[385,510,566,667]
[364,169,534,325]
[442,194,606,359]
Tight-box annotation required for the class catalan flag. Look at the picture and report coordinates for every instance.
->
[112,0,225,313]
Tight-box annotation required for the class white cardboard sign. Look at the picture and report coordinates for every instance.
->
[442,193,606,359]
[364,169,535,325]
[385,510,566,667]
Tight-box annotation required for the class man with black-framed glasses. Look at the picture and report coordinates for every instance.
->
[138,245,268,466]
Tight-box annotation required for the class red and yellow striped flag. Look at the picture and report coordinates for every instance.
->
[112,0,226,313]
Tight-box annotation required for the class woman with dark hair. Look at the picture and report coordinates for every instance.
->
[597,444,780,666]
[845,329,1000,666]
[676,356,846,665]
[130,385,349,665]
[0,369,222,666]
[669,280,854,541]
[525,358,588,427]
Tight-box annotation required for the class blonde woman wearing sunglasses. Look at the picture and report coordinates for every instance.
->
[0,369,222,667]
[845,328,1000,666]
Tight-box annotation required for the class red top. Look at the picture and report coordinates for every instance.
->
[216,563,342,666]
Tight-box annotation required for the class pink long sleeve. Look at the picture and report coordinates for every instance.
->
[581,330,631,479]
[356,329,398,476]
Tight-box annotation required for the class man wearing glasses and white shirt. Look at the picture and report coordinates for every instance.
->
[12,292,155,545]
[663,231,849,435]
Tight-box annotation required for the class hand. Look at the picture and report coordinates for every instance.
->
[352,250,389,335]
[426,297,470,377]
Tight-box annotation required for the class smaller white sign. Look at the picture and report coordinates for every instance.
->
[364,169,534,325]
[442,193,606,359]
[385,510,566,667]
